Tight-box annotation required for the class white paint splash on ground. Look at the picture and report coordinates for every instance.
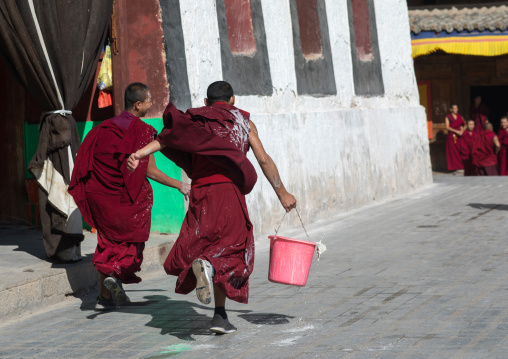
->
[272,336,302,346]
[192,344,216,350]
[283,324,315,333]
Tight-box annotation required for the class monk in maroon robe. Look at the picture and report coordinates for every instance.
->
[470,95,489,133]
[69,83,190,310]
[497,116,508,175]
[127,81,296,334]
[472,122,500,176]
[445,104,465,172]
[460,119,476,176]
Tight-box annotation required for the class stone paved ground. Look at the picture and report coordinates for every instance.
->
[2,174,508,359]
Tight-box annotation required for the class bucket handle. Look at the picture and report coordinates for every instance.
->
[274,208,310,239]
[273,208,327,260]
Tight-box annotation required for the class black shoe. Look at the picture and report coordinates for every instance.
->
[95,296,116,311]
[210,314,237,334]
[104,277,130,306]
[192,259,214,305]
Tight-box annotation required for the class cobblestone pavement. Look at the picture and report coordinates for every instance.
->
[2,174,508,358]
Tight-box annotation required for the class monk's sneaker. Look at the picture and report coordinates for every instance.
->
[210,314,237,334]
[104,277,130,306]
[94,296,116,311]
[192,258,214,305]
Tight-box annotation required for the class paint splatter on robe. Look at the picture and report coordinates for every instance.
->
[158,102,257,303]
[69,111,156,283]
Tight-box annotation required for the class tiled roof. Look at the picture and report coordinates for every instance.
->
[409,6,508,34]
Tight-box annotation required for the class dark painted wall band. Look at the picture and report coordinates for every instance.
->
[347,0,385,96]
[290,0,337,96]
[216,0,273,96]
[159,0,192,110]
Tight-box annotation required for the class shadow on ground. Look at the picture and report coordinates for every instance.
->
[0,222,46,260]
[468,203,508,211]
[82,294,251,340]
[238,313,295,325]
[80,293,294,342]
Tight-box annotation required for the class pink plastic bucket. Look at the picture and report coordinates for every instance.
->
[268,235,316,286]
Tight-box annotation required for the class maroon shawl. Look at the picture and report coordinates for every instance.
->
[472,130,498,168]
[156,102,257,194]
[68,112,155,232]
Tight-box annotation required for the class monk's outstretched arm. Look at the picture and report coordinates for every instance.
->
[146,154,191,199]
[127,140,166,172]
[249,120,296,212]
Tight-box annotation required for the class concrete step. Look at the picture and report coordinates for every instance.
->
[0,228,176,323]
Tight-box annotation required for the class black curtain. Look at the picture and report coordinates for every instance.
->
[0,0,113,259]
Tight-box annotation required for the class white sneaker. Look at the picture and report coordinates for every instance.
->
[192,259,214,305]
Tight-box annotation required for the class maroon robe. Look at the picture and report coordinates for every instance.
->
[472,130,499,176]
[446,113,465,171]
[460,130,476,176]
[497,129,508,175]
[68,111,157,283]
[470,103,489,133]
[158,102,257,304]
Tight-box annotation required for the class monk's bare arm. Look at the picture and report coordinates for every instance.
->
[127,140,166,172]
[146,154,191,199]
[494,136,501,154]
[249,120,296,212]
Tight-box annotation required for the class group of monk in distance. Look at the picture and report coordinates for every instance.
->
[68,81,297,335]
[445,96,508,176]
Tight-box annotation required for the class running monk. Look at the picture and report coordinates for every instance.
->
[68,83,190,310]
[127,81,297,334]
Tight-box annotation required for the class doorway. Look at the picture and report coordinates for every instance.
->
[470,86,508,133]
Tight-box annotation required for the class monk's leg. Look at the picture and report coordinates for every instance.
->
[211,284,237,334]
[95,272,116,311]
[99,273,111,299]
[213,284,226,307]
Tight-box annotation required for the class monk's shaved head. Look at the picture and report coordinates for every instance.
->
[125,82,150,110]
[206,81,234,104]
[485,122,493,131]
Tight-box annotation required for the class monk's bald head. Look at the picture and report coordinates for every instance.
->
[125,83,150,110]
[485,122,493,131]
[206,81,234,105]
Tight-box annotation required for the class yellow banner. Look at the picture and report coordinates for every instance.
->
[411,35,508,58]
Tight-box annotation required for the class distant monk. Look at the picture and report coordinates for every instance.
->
[470,95,489,132]
[445,104,465,173]
[460,119,476,176]
[69,83,190,310]
[497,116,508,175]
[472,122,500,176]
